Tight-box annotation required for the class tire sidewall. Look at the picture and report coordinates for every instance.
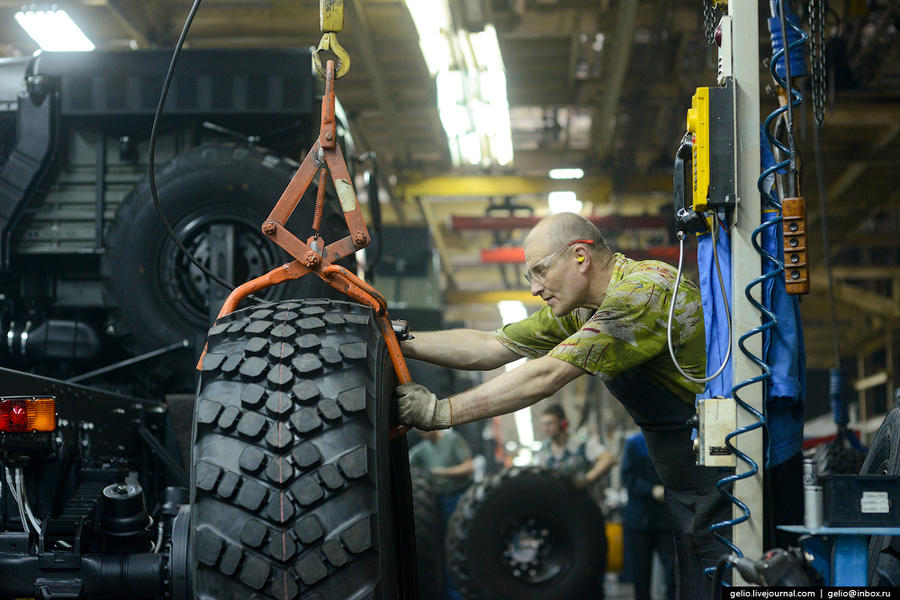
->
[863,402,900,585]
[104,145,344,355]
[450,468,606,600]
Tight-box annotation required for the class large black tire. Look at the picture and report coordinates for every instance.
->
[447,466,606,600]
[862,401,900,586]
[103,144,348,377]
[410,467,443,599]
[190,298,412,599]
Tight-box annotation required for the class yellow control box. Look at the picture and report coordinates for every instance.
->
[686,87,711,213]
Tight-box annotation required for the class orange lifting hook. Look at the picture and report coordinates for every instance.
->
[201,59,412,438]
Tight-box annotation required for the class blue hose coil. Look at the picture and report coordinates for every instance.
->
[768,13,808,79]
[704,1,808,575]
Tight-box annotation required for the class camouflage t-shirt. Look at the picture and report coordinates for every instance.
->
[494,253,706,403]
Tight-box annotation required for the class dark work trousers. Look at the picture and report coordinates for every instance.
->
[626,528,676,600]
[607,371,732,600]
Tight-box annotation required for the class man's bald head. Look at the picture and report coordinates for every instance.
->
[525,212,610,254]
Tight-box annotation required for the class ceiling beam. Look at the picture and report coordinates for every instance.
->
[833,281,900,319]
[347,0,410,162]
[450,214,669,230]
[104,0,154,46]
[825,124,900,202]
[398,175,613,200]
[590,0,638,162]
[826,101,900,127]
[831,266,900,279]
[417,198,458,290]
[446,289,544,306]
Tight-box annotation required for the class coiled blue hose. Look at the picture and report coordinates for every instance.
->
[705,0,807,573]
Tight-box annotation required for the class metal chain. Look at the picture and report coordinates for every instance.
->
[703,0,718,45]
[810,0,827,126]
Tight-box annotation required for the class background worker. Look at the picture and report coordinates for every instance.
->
[408,429,474,600]
[621,430,675,600]
[409,429,474,515]
[537,404,616,490]
[394,212,730,599]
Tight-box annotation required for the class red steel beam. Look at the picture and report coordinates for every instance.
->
[452,215,669,231]
[481,245,683,265]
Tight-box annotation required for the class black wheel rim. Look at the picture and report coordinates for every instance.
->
[500,514,572,584]
[161,211,283,326]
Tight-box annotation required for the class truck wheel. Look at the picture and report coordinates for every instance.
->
[190,298,411,599]
[447,466,606,600]
[411,467,443,599]
[103,144,348,379]
[863,402,900,586]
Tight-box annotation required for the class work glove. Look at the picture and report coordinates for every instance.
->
[394,382,451,431]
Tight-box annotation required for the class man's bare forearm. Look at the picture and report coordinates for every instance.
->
[401,329,519,370]
[448,356,585,425]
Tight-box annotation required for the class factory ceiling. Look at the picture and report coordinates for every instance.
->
[0,0,898,374]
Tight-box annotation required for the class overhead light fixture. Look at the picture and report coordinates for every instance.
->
[15,8,95,52]
[405,1,514,168]
[548,191,583,214]
[549,168,585,180]
[404,0,452,76]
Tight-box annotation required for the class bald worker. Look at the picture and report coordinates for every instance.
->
[394,212,731,599]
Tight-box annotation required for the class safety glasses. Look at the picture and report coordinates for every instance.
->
[524,239,594,284]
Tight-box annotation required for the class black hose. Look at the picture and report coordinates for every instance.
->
[147,0,242,296]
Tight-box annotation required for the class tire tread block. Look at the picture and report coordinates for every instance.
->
[196,529,224,566]
[294,550,328,585]
[195,461,222,491]
[291,380,320,404]
[291,476,324,506]
[238,555,271,590]
[240,384,267,409]
[237,412,268,439]
[197,400,223,425]
[219,543,243,576]
[201,353,225,371]
[235,479,268,512]
[294,515,324,544]
[338,447,368,480]
[341,515,373,554]
[240,519,269,548]
[267,532,297,561]
[292,442,322,469]
[337,387,366,413]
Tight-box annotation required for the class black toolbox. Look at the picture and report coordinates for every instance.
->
[821,475,900,527]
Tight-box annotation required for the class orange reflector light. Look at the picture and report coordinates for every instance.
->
[0,397,56,432]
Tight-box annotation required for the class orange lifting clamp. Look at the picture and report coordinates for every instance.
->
[200,56,412,439]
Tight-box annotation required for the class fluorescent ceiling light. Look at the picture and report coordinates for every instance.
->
[549,168,585,179]
[470,25,504,72]
[404,0,452,76]
[405,2,513,167]
[15,8,95,52]
[548,191,583,214]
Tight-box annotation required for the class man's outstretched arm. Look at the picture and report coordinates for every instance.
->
[396,355,587,429]
[401,329,520,371]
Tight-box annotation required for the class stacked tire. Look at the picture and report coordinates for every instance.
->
[410,467,444,599]
[104,144,350,388]
[447,467,606,600]
[189,298,413,599]
[862,402,900,586]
